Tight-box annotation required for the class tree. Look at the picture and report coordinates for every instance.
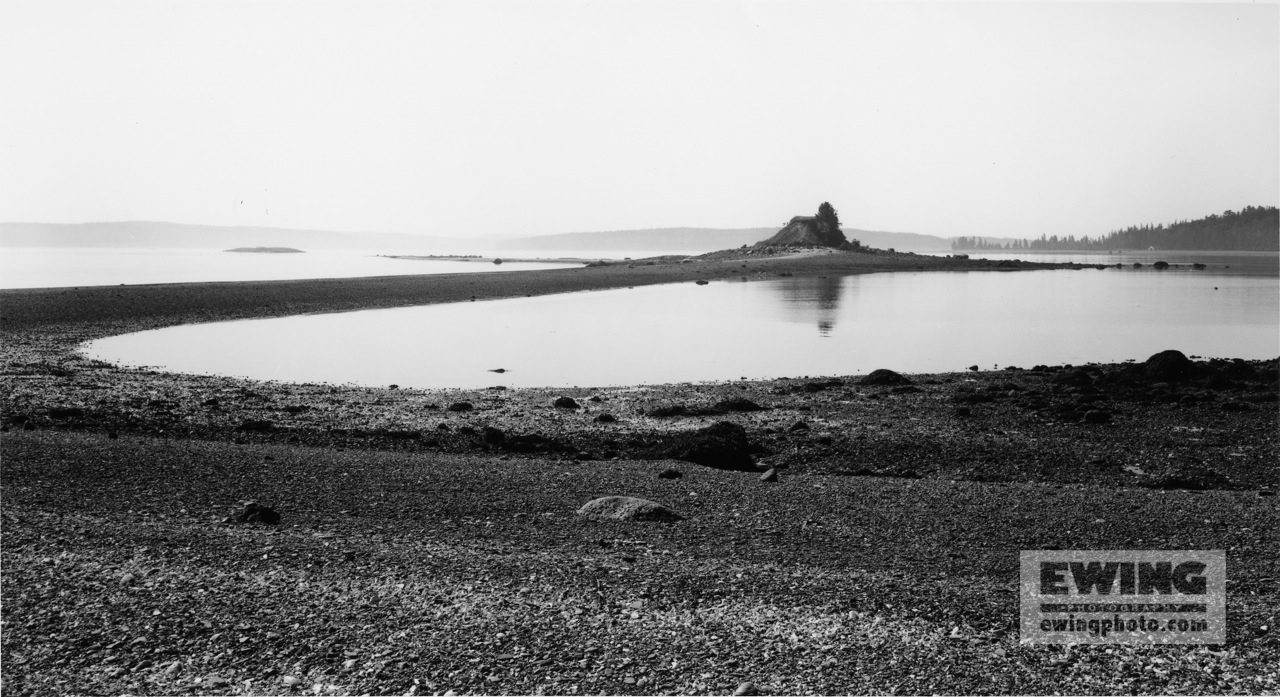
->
[815,201,846,247]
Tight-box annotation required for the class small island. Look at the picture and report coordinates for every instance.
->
[224,247,305,254]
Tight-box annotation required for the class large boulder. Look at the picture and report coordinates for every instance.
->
[660,421,754,471]
[859,369,912,386]
[577,496,683,523]
[1144,350,1195,382]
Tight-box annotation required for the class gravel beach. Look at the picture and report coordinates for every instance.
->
[2,249,1277,695]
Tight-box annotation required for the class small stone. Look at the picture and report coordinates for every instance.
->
[282,675,301,686]
[1083,410,1111,424]
[553,396,580,409]
[164,661,182,674]
[237,502,282,525]
[734,681,757,695]
[342,658,358,671]
[447,402,473,412]
[119,573,137,585]
[788,421,810,432]
[759,468,779,483]
[594,413,617,423]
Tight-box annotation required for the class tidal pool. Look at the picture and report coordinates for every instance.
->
[84,267,1279,389]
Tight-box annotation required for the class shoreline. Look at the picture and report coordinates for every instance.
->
[2,249,1278,695]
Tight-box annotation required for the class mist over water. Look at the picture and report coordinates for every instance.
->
[85,262,1279,389]
[0,248,617,289]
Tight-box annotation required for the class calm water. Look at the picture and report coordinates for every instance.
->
[0,248,615,289]
[85,264,1279,389]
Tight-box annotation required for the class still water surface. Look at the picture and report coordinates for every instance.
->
[86,265,1279,389]
[0,248,596,289]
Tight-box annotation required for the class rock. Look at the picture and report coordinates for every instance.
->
[553,396,580,409]
[1144,350,1194,381]
[695,279,709,285]
[119,573,137,585]
[1082,410,1111,424]
[164,661,181,675]
[594,414,617,424]
[649,404,688,417]
[237,419,274,433]
[482,426,505,444]
[1153,260,1170,269]
[712,397,763,412]
[760,468,779,483]
[657,468,683,480]
[859,369,912,386]
[734,682,759,696]
[236,502,281,525]
[492,258,503,265]
[342,658,358,670]
[1221,401,1254,412]
[577,496,683,523]
[282,675,302,686]
[968,365,980,372]
[1153,464,1230,491]
[955,406,972,417]
[788,421,810,432]
[660,421,755,471]
[447,402,473,412]
[505,433,560,453]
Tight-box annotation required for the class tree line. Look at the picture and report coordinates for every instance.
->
[951,206,1278,252]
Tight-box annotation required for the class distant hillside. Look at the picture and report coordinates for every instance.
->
[951,206,1279,252]
[499,227,951,253]
[0,221,472,250]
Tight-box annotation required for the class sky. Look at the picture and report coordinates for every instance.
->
[1,1,1277,241]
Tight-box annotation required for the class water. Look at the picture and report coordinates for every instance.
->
[0,247,652,289]
[85,263,1279,389]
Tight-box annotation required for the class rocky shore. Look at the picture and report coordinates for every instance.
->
[2,249,1277,695]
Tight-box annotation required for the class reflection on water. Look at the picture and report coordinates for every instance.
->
[769,275,846,336]
[86,264,1280,389]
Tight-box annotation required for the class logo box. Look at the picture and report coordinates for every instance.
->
[1020,550,1225,645]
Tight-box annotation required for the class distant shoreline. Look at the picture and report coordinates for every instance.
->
[224,246,305,254]
[379,254,600,265]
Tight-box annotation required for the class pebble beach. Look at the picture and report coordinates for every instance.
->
[2,249,1277,695]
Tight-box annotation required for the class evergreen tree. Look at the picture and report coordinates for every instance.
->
[815,201,846,247]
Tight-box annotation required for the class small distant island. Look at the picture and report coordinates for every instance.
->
[224,247,305,254]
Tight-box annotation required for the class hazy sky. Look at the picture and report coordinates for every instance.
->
[2,1,1277,240]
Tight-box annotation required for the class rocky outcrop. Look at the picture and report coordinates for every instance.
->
[659,421,755,471]
[758,216,829,247]
[756,205,851,249]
